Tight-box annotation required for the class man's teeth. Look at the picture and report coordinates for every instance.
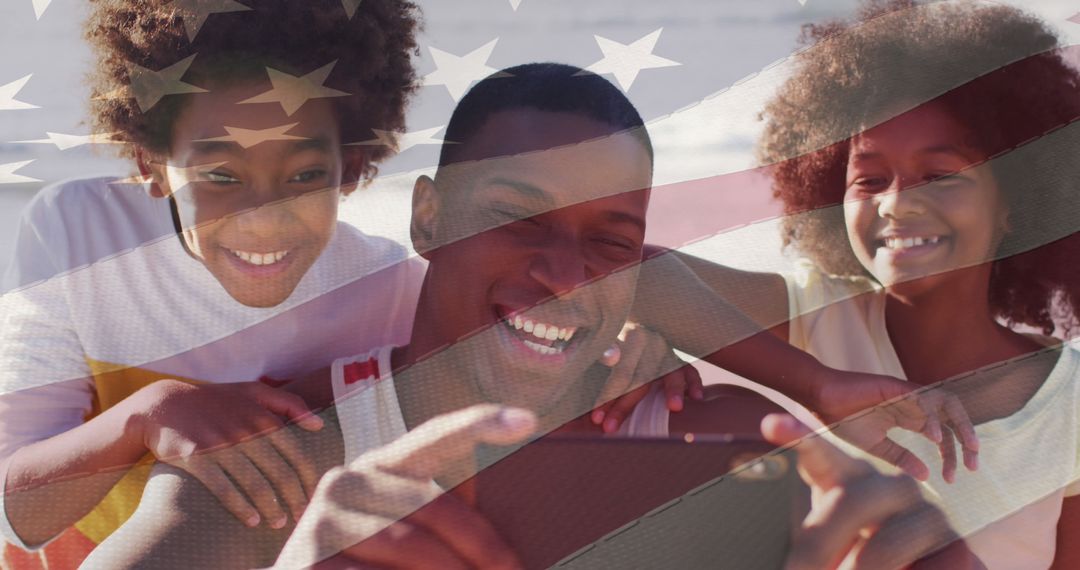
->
[523,339,562,356]
[505,316,577,349]
[883,236,941,250]
[231,249,289,265]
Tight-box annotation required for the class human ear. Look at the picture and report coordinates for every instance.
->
[340,147,370,195]
[135,148,170,198]
[411,175,441,259]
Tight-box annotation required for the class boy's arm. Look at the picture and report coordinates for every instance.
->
[2,387,161,547]
[83,409,345,570]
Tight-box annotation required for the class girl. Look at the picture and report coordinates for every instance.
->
[670,1,1080,567]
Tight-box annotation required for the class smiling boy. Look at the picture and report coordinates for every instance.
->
[0,2,425,567]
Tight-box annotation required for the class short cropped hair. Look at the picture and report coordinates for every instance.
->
[438,62,653,168]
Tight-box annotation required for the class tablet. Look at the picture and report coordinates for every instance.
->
[466,434,808,569]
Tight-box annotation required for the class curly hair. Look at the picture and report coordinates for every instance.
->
[85,0,422,185]
[757,0,1080,335]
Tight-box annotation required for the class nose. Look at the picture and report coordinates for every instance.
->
[527,235,590,298]
[876,177,927,219]
[232,181,293,236]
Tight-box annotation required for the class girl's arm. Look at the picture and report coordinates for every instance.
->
[633,248,827,406]
[1051,495,1080,569]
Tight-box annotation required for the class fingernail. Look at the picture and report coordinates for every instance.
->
[692,388,705,400]
[669,395,683,411]
[246,514,261,527]
[603,417,618,433]
[499,408,536,431]
[591,409,605,425]
[602,347,620,363]
[271,516,287,529]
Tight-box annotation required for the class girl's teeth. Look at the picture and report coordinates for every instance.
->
[524,320,534,333]
[884,236,940,250]
[533,323,548,339]
[544,326,559,341]
[514,316,523,330]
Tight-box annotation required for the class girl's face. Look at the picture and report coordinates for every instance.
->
[843,103,1009,299]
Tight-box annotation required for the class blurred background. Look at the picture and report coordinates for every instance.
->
[0,0,1076,271]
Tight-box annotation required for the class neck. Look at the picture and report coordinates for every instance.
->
[884,268,1030,384]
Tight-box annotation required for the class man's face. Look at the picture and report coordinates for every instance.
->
[151,82,349,308]
[416,110,652,413]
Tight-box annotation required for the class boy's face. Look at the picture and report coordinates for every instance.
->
[415,110,652,412]
[149,83,351,308]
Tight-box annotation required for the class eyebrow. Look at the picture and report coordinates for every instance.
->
[603,211,646,234]
[851,145,974,162]
[483,177,555,205]
[189,136,334,155]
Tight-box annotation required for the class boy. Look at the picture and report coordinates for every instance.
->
[0,1,424,567]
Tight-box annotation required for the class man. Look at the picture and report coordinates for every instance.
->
[84,64,976,569]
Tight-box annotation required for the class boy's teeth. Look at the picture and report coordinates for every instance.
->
[533,323,548,339]
[231,249,289,266]
[514,316,523,330]
[524,320,534,333]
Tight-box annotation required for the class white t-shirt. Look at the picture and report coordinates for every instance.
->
[783,259,1080,570]
[329,346,409,464]
[0,177,425,547]
[2,177,176,292]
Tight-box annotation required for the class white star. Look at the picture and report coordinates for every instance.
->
[109,173,155,187]
[97,55,208,113]
[195,123,308,149]
[170,0,252,42]
[342,0,362,19]
[582,28,681,91]
[423,39,508,102]
[239,62,350,116]
[349,125,450,154]
[0,160,40,184]
[32,0,52,20]
[164,161,228,191]
[0,75,39,111]
[14,131,122,150]
[110,162,226,191]
[508,0,522,10]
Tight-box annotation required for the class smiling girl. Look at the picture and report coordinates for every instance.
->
[714,1,1080,567]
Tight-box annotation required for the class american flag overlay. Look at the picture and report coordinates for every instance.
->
[1,1,1079,569]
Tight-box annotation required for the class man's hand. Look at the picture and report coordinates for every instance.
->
[810,370,979,482]
[274,405,536,570]
[134,379,324,528]
[762,414,982,569]
[592,323,705,433]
